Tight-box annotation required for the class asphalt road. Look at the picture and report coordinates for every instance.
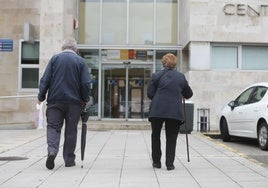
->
[203,133,268,169]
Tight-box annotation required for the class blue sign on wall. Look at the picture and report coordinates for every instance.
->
[0,39,13,52]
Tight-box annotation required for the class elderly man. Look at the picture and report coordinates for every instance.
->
[38,37,91,170]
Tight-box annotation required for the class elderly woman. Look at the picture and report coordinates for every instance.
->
[147,53,193,170]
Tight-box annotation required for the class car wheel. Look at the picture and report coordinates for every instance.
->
[220,118,230,142]
[258,122,268,151]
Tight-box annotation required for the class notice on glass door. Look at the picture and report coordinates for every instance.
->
[136,50,147,61]
[107,49,120,59]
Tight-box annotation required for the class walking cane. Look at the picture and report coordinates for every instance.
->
[183,98,190,162]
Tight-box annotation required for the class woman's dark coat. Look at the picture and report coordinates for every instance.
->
[147,68,193,121]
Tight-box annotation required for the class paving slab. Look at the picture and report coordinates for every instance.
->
[0,128,268,188]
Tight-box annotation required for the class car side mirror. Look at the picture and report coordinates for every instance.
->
[228,101,235,110]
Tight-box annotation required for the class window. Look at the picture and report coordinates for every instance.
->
[211,45,268,70]
[129,0,154,45]
[248,86,267,104]
[19,41,39,89]
[155,50,178,72]
[234,87,255,106]
[211,46,238,69]
[79,0,100,44]
[78,49,99,117]
[79,0,178,45]
[156,0,178,45]
[102,0,127,44]
[242,46,268,70]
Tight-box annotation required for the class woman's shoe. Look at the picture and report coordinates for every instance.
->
[167,165,175,170]
[152,163,161,168]
[65,161,76,167]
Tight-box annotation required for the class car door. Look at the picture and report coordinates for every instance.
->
[228,87,256,136]
[241,86,268,138]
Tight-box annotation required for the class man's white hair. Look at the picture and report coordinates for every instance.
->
[62,37,77,51]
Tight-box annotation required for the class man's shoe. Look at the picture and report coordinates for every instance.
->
[152,163,161,168]
[65,162,76,167]
[167,165,175,171]
[46,153,56,170]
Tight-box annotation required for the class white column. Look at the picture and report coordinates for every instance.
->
[189,42,210,70]
[39,0,77,73]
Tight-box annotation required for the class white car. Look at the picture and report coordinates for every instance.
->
[219,82,268,150]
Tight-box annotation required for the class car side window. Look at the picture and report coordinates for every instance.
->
[234,87,255,106]
[248,86,268,104]
[259,87,267,98]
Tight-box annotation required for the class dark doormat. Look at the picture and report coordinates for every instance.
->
[0,156,28,161]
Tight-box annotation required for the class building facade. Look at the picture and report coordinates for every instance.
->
[0,0,268,130]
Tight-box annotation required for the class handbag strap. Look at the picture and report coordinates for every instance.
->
[154,69,168,88]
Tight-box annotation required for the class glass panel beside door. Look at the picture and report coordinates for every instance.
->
[101,63,152,120]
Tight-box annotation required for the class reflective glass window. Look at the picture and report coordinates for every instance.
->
[20,41,39,89]
[155,50,178,71]
[79,0,100,44]
[235,87,255,106]
[248,86,268,103]
[22,68,39,88]
[211,46,238,69]
[156,0,178,44]
[79,0,179,45]
[129,0,154,45]
[79,49,99,117]
[242,46,268,70]
[102,0,127,44]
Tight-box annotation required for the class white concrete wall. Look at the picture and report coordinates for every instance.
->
[0,0,40,125]
[180,0,268,130]
[180,0,268,45]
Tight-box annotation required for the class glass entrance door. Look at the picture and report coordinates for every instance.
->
[101,63,152,120]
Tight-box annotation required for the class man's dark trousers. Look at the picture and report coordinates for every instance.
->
[151,118,180,167]
[46,103,82,165]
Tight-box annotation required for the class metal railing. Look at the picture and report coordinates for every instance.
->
[0,95,37,99]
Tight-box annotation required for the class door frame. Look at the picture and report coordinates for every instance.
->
[100,61,153,121]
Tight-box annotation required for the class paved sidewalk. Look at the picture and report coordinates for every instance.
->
[0,128,268,188]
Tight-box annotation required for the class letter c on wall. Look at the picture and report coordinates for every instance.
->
[223,4,235,15]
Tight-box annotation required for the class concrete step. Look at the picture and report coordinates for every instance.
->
[82,120,151,130]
